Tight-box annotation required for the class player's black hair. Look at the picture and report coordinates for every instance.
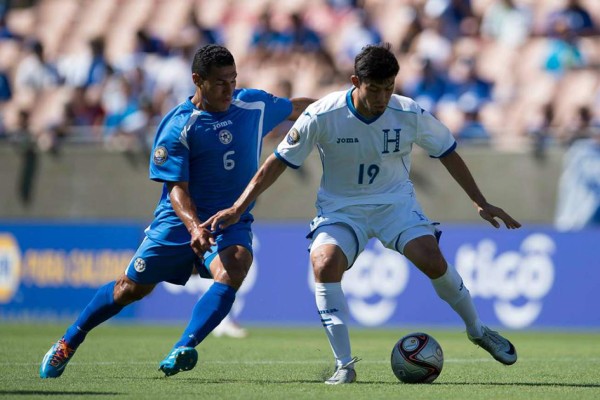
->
[354,43,399,82]
[191,44,235,77]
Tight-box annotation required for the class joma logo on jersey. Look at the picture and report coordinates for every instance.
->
[212,120,233,130]
[337,137,359,144]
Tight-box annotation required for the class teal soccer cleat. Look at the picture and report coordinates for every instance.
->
[39,339,76,378]
[159,347,198,377]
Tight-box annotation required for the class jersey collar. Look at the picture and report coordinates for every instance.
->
[185,96,230,117]
[346,88,383,125]
[185,97,197,109]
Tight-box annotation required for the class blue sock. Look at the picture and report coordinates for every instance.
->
[174,282,236,348]
[64,281,124,349]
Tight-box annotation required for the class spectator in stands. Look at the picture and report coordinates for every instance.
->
[326,0,361,12]
[565,105,600,146]
[250,10,287,61]
[0,0,9,20]
[443,56,493,106]
[275,78,293,99]
[0,67,11,102]
[412,15,453,68]
[425,0,475,41]
[101,65,158,152]
[102,74,146,152]
[152,44,196,113]
[0,63,7,134]
[339,9,382,69]
[527,103,556,159]
[0,13,18,40]
[126,66,155,108]
[85,37,111,88]
[1,0,597,151]
[544,18,585,76]
[110,99,154,154]
[399,8,424,54]
[455,94,490,143]
[8,109,32,144]
[546,0,597,37]
[480,0,532,47]
[186,9,224,46]
[135,29,168,56]
[14,39,61,92]
[404,58,448,113]
[10,109,38,205]
[286,12,340,82]
[286,13,323,53]
[58,86,105,141]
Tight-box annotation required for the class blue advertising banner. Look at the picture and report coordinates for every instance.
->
[0,221,598,329]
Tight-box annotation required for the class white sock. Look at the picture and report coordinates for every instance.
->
[431,264,483,338]
[315,282,353,367]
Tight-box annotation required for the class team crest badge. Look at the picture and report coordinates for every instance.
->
[219,129,233,144]
[134,258,146,273]
[286,128,300,145]
[153,146,168,165]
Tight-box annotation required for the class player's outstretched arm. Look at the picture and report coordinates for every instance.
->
[202,154,289,231]
[167,181,215,256]
[439,151,521,229]
[288,97,315,121]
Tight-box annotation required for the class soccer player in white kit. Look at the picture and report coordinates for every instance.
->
[204,44,521,384]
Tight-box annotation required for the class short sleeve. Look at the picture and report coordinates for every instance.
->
[149,117,192,182]
[260,91,293,135]
[416,107,457,158]
[275,109,319,169]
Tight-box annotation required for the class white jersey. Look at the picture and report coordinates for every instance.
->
[275,89,456,213]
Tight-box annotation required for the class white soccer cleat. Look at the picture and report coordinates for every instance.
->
[212,317,248,339]
[468,326,517,365]
[325,357,360,385]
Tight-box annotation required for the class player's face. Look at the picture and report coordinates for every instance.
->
[352,76,395,118]
[195,64,237,112]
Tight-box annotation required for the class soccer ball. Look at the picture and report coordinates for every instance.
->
[390,332,444,384]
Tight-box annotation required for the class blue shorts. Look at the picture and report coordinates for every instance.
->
[125,220,253,285]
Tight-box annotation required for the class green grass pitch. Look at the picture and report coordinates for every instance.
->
[1,323,599,399]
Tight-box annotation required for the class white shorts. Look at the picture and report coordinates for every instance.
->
[308,201,439,267]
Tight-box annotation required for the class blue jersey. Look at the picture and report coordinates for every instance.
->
[146,89,293,245]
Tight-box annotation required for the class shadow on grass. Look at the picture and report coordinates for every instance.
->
[151,376,324,384]
[355,381,600,388]
[439,382,600,389]
[150,377,600,388]
[0,390,121,396]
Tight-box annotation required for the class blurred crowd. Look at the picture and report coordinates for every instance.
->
[0,0,599,154]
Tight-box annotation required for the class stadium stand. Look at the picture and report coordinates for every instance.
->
[0,0,598,152]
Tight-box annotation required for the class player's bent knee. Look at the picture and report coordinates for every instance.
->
[426,260,447,279]
[419,254,447,279]
[212,261,249,289]
[404,237,448,279]
[211,246,252,289]
[216,268,247,289]
[114,275,155,305]
[311,250,346,283]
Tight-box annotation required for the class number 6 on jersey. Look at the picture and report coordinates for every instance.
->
[223,151,235,170]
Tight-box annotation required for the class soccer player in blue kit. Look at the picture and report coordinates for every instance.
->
[39,44,314,378]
